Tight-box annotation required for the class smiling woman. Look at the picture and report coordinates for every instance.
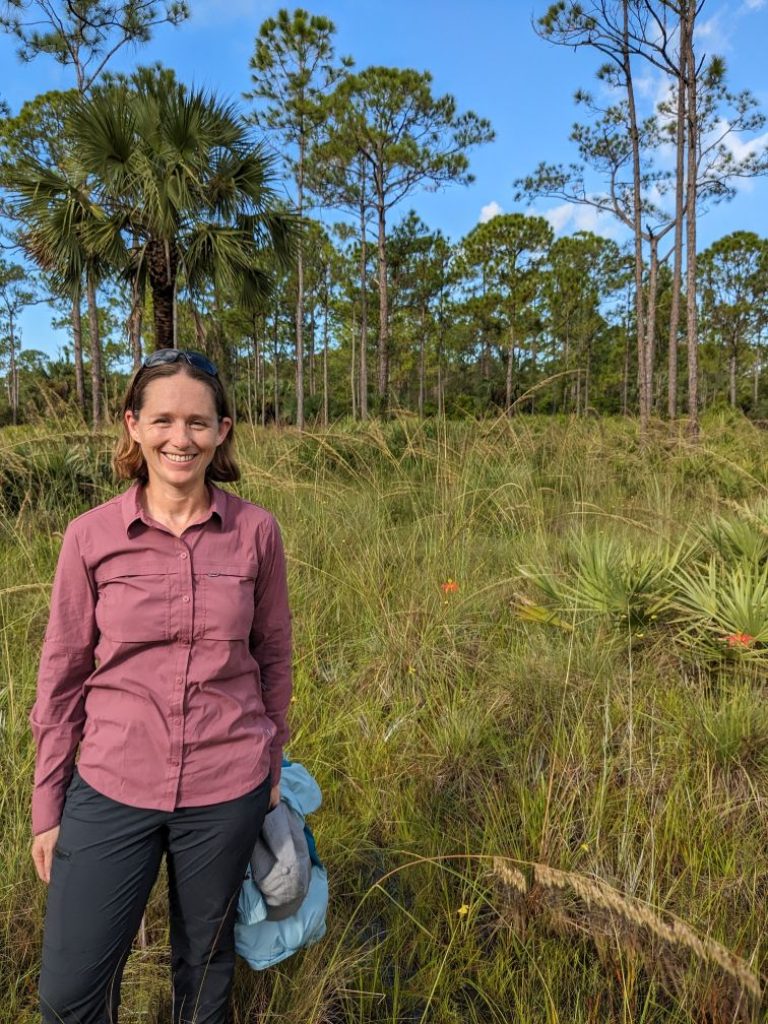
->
[113,350,240,497]
[28,350,293,1024]
[124,374,231,517]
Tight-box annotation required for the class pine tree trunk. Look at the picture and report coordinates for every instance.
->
[563,332,570,414]
[376,190,390,418]
[273,306,280,427]
[350,306,357,420]
[295,141,306,431]
[129,236,144,370]
[259,317,266,428]
[480,270,491,386]
[506,318,515,414]
[308,312,316,399]
[481,333,491,382]
[729,351,737,407]
[623,2,648,434]
[87,269,102,428]
[246,343,253,424]
[753,357,759,409]
[249,315,258,425]
[437,341,443,417]
[71,292,86,417]
[418,304,426,419]
[645,234,660,418]
[668,46,687,421]
[584,336,591,412]
[359,180,369,421]
[437,264,445,417]
[684,5,700,439]
[8,319,18,426]
[323,271,329,428]
[622,315,630,416]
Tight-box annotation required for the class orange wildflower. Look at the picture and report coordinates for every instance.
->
[726,632,755,648]
[441,578,459,594]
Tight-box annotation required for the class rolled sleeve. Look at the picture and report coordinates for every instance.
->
[30,523,97,835]
[249,515,293,788]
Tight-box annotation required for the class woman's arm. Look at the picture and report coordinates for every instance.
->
[29,521,98,838]
[249,515,293,796]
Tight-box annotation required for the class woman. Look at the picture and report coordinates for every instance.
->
[29,349,293,1024]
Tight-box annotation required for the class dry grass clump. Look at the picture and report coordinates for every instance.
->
[490,856,762,1022]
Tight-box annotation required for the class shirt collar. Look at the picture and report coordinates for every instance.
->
[121,479,226,535]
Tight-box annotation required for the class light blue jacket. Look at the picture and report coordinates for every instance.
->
[235,758,328,970]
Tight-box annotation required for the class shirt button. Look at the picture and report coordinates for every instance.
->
[182,595,190,603]
[180,552,188,559]
[170,759,179,767]
[176,676,182,683]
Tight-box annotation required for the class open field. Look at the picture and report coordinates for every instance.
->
[2,412,768,1023]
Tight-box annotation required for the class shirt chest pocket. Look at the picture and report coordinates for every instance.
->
[198,561,259,640]
[94,560,175,643]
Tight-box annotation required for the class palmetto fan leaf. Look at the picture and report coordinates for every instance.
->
[566,533,680,623]
[183,223,271,298]
[521,531,688,627]
[671,558,768,657]
[67,90,137,194]
[699,513,768,566]
[7,159,126,296]
[206,147,274,221]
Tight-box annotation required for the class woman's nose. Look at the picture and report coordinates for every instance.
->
[169,422,193,447]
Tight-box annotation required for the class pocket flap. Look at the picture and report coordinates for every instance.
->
[195,561,259,579]
[95,557,179,583]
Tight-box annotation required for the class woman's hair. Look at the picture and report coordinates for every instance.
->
[113,361,240,483]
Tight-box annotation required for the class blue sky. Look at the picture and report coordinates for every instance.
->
[2,0,768,359]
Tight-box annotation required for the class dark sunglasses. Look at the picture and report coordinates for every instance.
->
[142,349,218,377]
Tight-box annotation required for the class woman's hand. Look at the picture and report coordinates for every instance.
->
[269,784,280,810]
[31,825,60,885]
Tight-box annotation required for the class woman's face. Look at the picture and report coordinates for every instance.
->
[125,371,232,491]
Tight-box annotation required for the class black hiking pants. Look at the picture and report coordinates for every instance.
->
[38,767,271,1024]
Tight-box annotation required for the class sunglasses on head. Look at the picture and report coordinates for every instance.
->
[142,349,218,377]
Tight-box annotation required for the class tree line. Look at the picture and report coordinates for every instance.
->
[0,1,767,434]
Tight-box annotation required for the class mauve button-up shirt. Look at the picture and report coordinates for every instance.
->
[29,479,293,836]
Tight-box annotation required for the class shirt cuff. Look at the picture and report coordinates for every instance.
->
[31,785,67,836]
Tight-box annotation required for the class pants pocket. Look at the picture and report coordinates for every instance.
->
[42,847,73,951]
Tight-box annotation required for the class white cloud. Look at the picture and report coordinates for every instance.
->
[543,201,625,240]
[694,12,731,50]
[479,200,503,223]
[744,0,766,9]
[641,182,674,220]
[634,73,658,99]
[724,126,768,163]
[702,120,768,192]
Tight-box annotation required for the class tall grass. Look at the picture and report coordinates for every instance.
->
[2,411,768,1022]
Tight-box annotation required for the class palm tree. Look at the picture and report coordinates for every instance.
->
[8,162,118,425]
[69,78,296,348]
